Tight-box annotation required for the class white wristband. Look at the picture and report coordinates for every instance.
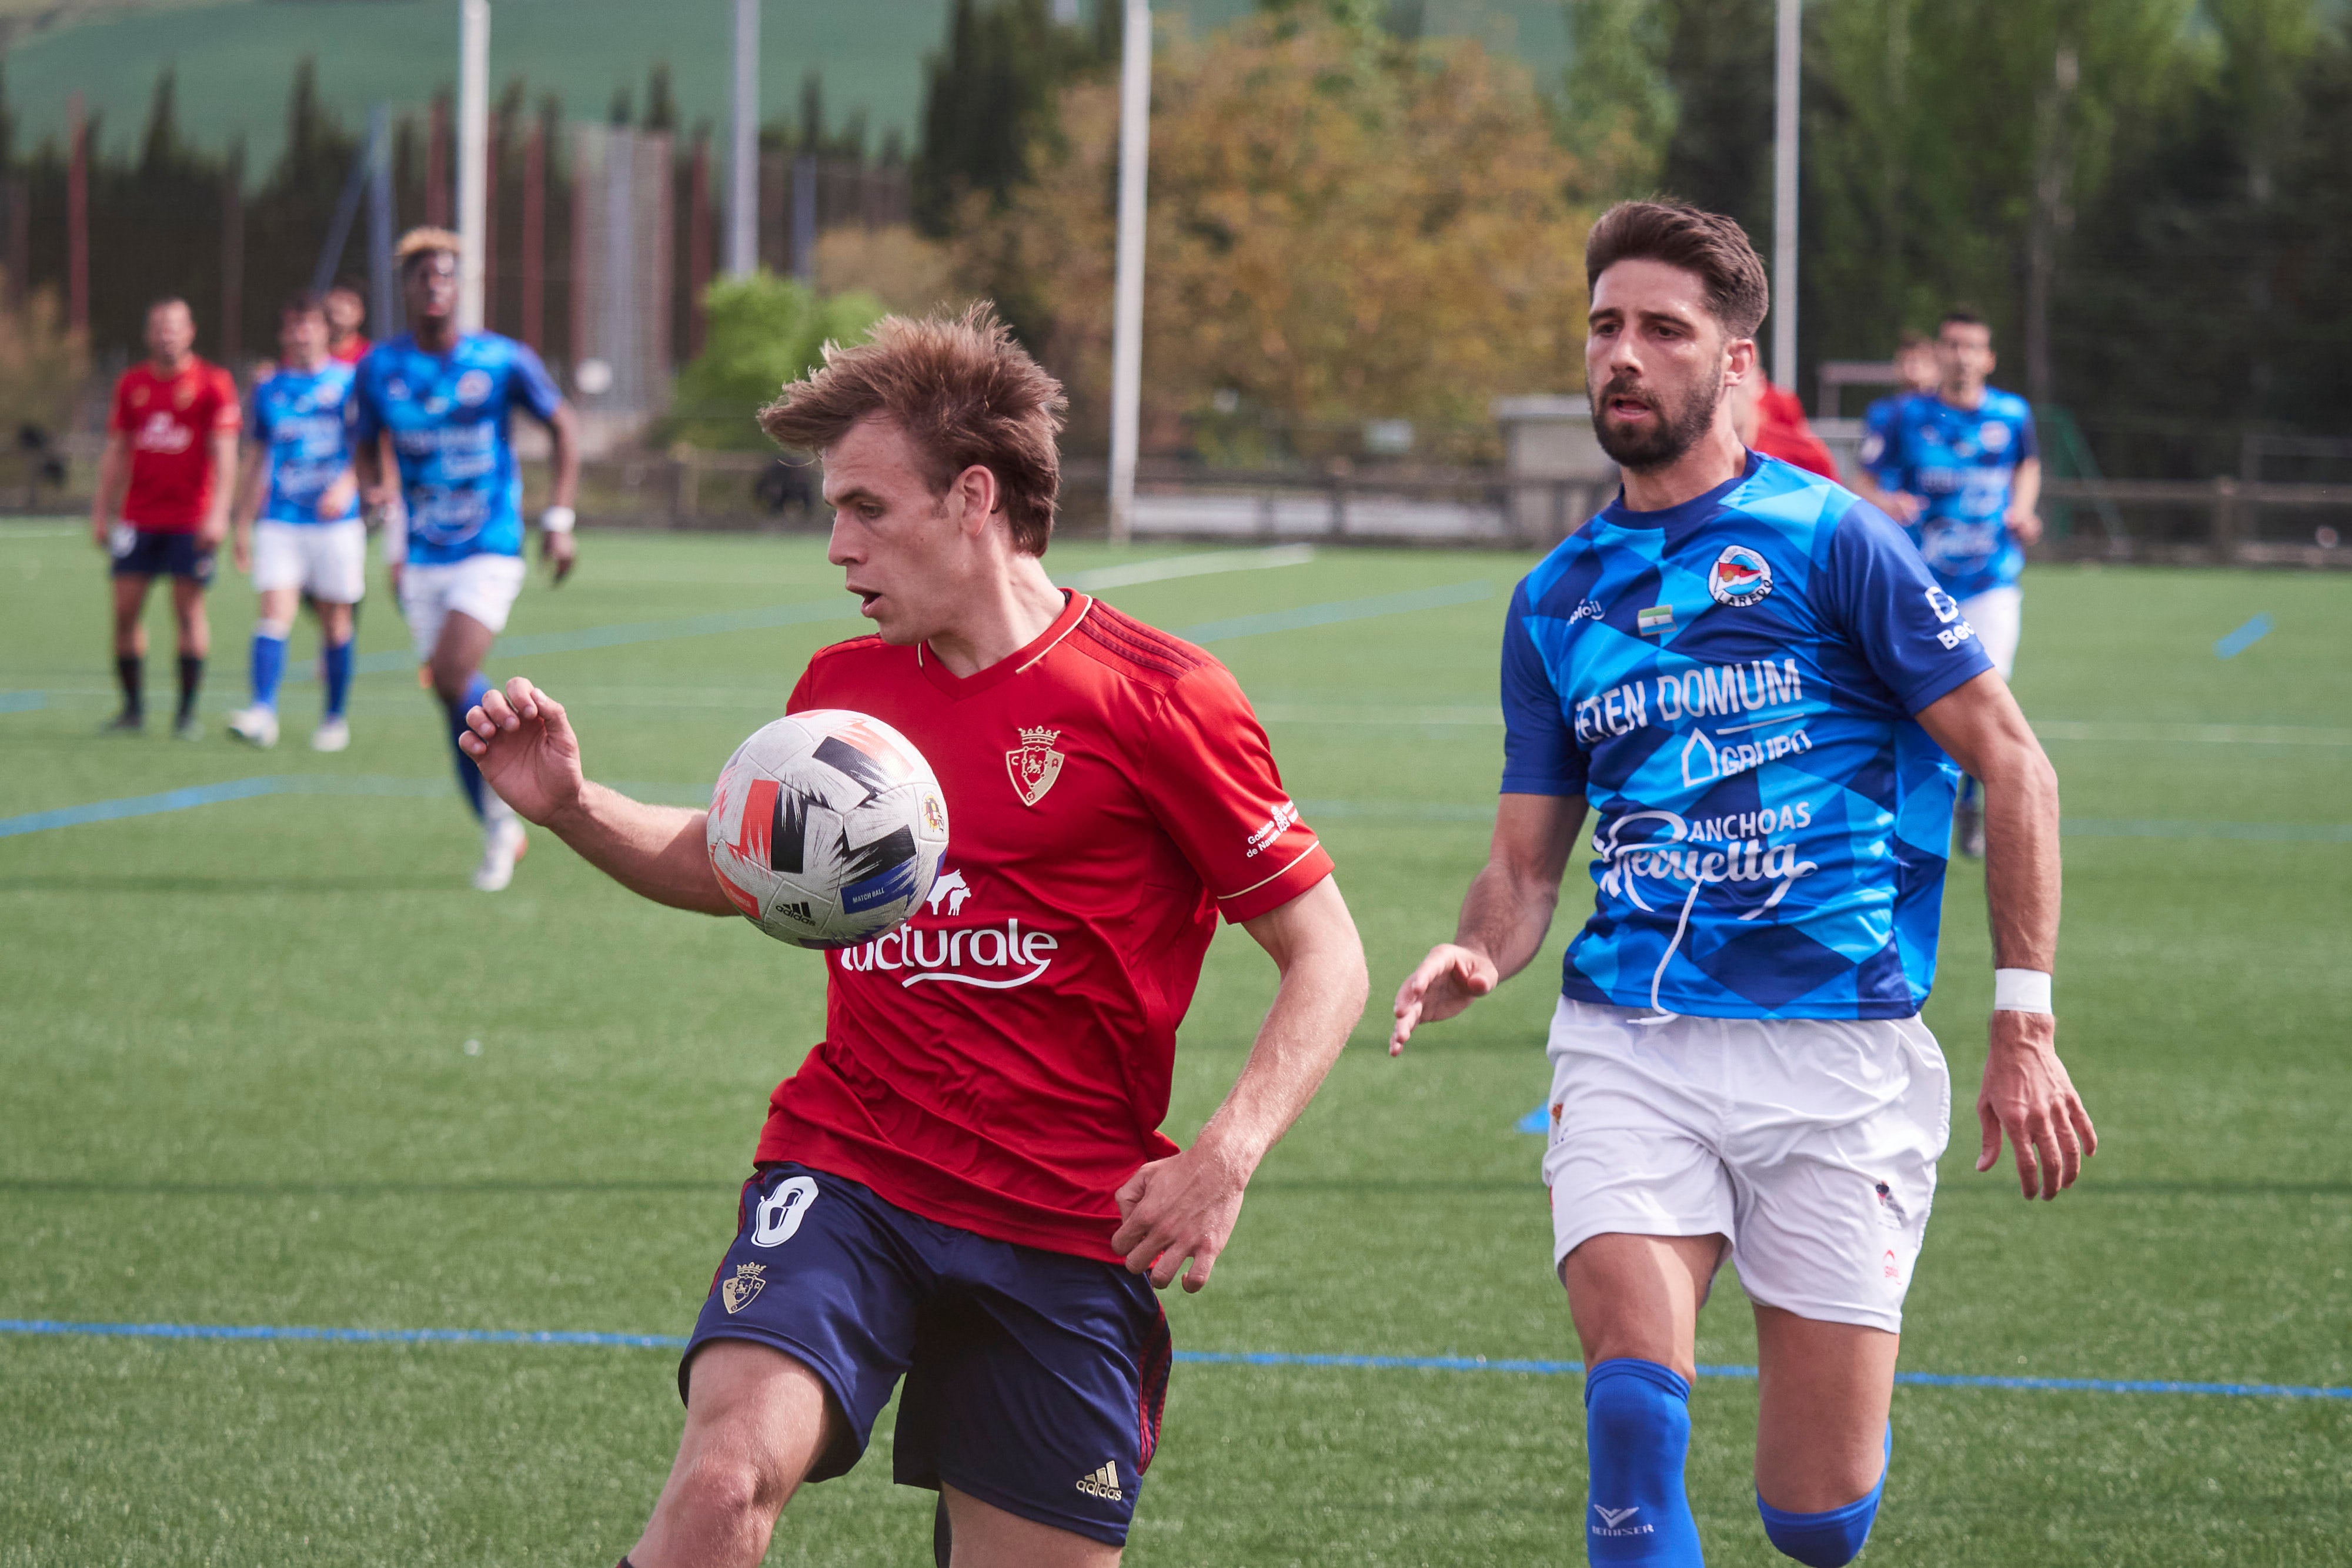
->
[539,505,576,534]
[1993,968,2053,1014]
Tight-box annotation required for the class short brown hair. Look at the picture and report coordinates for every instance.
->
[758,303,1066,555]
[1585,200,1769,340]
[280,289,328,323]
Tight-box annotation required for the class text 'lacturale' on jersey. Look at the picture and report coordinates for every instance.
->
[756,591,1334,1263]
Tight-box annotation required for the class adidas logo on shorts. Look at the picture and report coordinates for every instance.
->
[1075,1460,1125,1502]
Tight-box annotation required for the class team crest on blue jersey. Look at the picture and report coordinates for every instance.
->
[1708,545,1773,607]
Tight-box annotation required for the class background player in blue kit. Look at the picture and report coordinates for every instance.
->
[1853,312,2042,856]
[1392,203,2096,1568]
[353,228,580,891]
[226,291,363,753]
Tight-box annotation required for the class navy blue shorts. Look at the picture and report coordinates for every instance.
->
[683,1163,1171,1547]
[108,527,215,584]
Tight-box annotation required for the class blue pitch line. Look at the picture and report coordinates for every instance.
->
[0,775,444,840]
[8,775,2349,845]
[328,597,864,678]
[1,690,42,713]
[2214,614,2273,659]
[4,1319,2343,1402]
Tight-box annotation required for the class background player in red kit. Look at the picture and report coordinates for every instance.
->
[459,305,1369,1568]
[89,296,242,737]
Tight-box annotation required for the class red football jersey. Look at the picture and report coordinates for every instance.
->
[330,336,372,365]
[1752,382,1841,480]
[753,591,1335,1262]
[109,359,240,531]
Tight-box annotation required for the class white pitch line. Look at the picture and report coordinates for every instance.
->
[1058,544,1315,591]
[2034,720,2352,747]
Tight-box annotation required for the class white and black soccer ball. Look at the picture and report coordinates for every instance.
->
[705,709,950,949]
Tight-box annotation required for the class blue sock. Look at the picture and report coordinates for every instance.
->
[1957,773,1980,808]
[249,625,289,711]
[443,674,492,819]
[322,639,353,720]
[1756,1426,1890,1567]
[1583,1358,1705,1564]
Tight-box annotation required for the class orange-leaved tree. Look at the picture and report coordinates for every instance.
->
[958,10,1592,462]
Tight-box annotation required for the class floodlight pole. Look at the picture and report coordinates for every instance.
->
[1770,0,1799,388]
[457,0,490,332]
[727,0,760,276]
[1107,0,1151,545]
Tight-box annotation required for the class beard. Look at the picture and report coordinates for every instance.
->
[1590,366,1724,472]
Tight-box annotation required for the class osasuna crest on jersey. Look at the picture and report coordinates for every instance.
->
[1007,726,1065,806]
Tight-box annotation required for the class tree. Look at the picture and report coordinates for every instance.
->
[911,0,1105,238]
[666,272,889,450]
[960,10,1591,459]
[1556,0,1675,201]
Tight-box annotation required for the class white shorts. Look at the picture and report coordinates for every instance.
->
[1960,584,2022,681]
[252,519,368,603]
[399,554,528,662]
[1542,998,1950,1333]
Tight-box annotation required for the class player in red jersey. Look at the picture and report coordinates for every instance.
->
[89,297,242,737]
[460,305,1368,1567]
[324,282,371,364]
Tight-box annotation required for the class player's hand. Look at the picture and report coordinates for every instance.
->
[1976,1010,2096,1200]
[1388,942,1499,1055]
[198,514,230,551]
[232,529,252,573]
[2007,507,2044,546]
[1112,1138,1250,1293]
[89,515,108,551]
[543,527,576,585]
[458,677,586,827]
[318,472,358,522]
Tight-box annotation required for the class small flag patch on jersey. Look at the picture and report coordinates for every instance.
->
[1638,605,1675,636]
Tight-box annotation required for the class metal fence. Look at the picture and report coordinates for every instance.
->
[12,441,2351,569]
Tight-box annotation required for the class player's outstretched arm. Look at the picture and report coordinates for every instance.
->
[459,677,733,915]
[88,433,127,549]
[538,402,582,582]
[2007,456,2044,545]
[201,428,240,549]
[1917,671,2096,1200]
[1389,792,1587,1055]
[1849,468,1923,524]
[228,440,269,571]
[1111,876,1368,1293]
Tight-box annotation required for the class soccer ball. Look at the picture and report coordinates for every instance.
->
[705,709,950,949]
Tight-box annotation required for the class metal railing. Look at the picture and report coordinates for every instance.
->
[13,442,2350,568]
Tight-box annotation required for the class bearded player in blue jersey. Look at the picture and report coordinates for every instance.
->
[1852,311,2043,857]
[1391,202,2096,1568]
[353,229,580,891]
[226,291,364,753]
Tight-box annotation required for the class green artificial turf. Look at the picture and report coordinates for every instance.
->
[2,523,2346,1564]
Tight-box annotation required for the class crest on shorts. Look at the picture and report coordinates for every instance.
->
[719,1262,767,1314]
[1005,726,1065,807]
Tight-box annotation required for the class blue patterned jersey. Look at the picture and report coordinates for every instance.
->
[1859,389,2038,600]
[1501,453,1994,1019]
[351,332,563,564]
[248,362,360,525]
